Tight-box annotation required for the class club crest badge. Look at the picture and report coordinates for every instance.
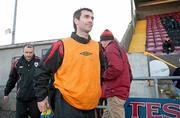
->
[34,62,39,67]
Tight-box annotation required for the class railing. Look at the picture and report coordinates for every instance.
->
[134,76,180,98]
[1,76,179,110]
[97,76,180,109]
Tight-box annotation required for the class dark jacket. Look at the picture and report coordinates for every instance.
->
[4,55,40,101]
[162,40,175,54]
[34,32,105,102]
[172,67,180,88]
[102,40,132,100]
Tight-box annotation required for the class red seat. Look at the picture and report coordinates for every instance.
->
[156,42,163,46]
[147,35,154,38]
[156,46,163,51]
[147,38,154,42]
[147,42,155,47]
[146,47,155,53]
[154,35,161,38]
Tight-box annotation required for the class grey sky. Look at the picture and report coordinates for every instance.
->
[0,0,131,46]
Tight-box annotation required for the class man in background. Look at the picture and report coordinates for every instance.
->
[100,29,132,118]
[4,44,41,118]
[172,58,180,97]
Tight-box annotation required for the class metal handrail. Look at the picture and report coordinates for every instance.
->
[97,76,180,109]
[134,76,180,98]
[134,76,180,80]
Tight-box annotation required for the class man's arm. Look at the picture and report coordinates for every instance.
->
[4,61,18,96]
[4,61,19,102]
[103,46,123,80]
[34,40,64,102]
[99,43,107,83]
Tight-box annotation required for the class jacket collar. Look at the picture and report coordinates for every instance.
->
[105,40,114,49]
[21,55,35,63]
[71,32,91,44]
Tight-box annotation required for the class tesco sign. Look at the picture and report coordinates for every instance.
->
[125,98,180,118]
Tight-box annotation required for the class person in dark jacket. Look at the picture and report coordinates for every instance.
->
[172,59,180,97]
[3,44,41,118]
[34,8,105,118]
[100,29,132,118]
[162,38,175,54]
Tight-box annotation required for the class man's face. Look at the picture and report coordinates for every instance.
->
[75,10,94,33]
[101,41,107,48]
[101,40,111,48]
[23,47,34,61]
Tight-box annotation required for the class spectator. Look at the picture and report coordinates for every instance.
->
[162,38,175,54]
[100,29,132,118]
[172,59,180,97]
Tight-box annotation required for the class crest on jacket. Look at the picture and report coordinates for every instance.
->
[34,62,39,67]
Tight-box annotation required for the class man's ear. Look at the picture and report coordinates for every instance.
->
[74,18,78,25]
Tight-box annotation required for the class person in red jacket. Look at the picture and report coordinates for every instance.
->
[100,29,132,118]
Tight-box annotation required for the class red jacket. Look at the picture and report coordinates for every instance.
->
[103,40,132,100]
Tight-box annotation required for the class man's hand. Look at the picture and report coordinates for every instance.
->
[37,96,49,112]
[3,96,9,103]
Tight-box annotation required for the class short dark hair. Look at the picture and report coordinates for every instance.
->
[23,43,34,50]
[73,8,93,32]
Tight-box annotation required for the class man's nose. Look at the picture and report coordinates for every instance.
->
[88,17,93,22]
[27,53,31,56]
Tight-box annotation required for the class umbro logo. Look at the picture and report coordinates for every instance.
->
[80,51,92,56]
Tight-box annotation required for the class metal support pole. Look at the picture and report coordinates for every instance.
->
[130,0,135,33]
[154,78,159,98]
[12,0,18,44]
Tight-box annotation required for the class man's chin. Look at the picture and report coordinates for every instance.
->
[85,29,92,33]
[25,58,32,61]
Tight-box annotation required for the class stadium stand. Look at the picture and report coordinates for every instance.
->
[146,11,180,55]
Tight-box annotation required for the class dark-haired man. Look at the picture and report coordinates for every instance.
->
[4,44,41,118]
[34,8,104,118]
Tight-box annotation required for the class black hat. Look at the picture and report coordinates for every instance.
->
[100,29,114,41]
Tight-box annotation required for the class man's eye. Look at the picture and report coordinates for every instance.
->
[84,15,89,18]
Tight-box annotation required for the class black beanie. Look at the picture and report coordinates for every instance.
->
[100,29,114,41]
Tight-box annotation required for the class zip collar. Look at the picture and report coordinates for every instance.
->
[71,32,91,44]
